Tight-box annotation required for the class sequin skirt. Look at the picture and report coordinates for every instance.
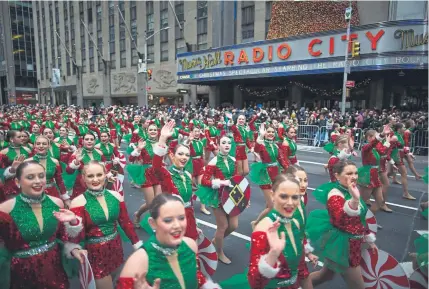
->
[379,157,388,173]
[192,158,205,177]
[86,233,124,279]
[10,245,69,289]
[185,207,198,240]
[235,146,248,161]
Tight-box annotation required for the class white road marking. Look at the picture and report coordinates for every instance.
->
[196,218,325,266]
[196,218,251,241]
[307,186,419,211]
[400,262,414,278]
[300,160,416,178]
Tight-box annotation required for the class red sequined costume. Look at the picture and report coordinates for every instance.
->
[204,124,222,152]
[360,137,383,188]
[0,195,79,289]
[230,116,257,161]
[199,154,238,209]
[376,141,393,173]
[190,140,205,177]
[128,144,159,188]
[43,158,70,201]
[253,139,289,190]
[67,190,142,279]
[248,231,305,289]
[326,192,375,267]
[0,146,32,198]
[152,145,198,240]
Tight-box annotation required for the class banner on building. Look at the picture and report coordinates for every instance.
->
[52,68,61,87]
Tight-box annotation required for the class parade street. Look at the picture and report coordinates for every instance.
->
[72,146,428,289]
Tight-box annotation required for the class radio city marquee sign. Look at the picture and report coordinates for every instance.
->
[177,22,427,81]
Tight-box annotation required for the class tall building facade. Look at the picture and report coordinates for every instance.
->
[34,1,427,108]
[0,1,38,105]
[34,0,214,107]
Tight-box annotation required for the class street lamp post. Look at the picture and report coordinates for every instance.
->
[341,1,352,115]
[137,27,170,107]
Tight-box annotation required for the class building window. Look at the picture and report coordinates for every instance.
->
[98,55,104,71]
[175,39,186,56]
[90,57,94,72]
[197,1,208,51]
[160,42,168,62]
[160,4,168,28]
[120,39,126,52]
[147,44,154,64]
[241,1,254,43]
[131,48,139,66]
[82,59,86,73]
[147,1,154,32]
[197,34,207,50]
[175,1,185,45]
[120,51,126,68]
[110,56,116,69]
[265,2,272,39]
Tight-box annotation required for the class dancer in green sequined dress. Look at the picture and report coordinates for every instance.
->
[117,194,221,289]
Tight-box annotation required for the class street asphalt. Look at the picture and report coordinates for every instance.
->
[71,145,428,289]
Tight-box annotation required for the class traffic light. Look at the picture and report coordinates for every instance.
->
[147,69,152,80]
[351,41,360,58]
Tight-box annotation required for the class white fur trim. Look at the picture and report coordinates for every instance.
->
[201,280,222,289]
[343,200,361,217]
[383,142,391,148]
[130,149,141,157]
[60,193,70,201]
[365,233,376,244]
[63,242,82,259]
[389,159,395,165]
[376,134,383,141]
[338,149,351,160]
[3,167,15,179]
[304,241,314,254]
[64,216,83,238]
[69,161,80,170]
[212,179,221,189]
[258,254,280,278]
[153,144,168,156]
[132,240,143,250]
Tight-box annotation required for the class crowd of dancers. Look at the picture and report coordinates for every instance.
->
[0,104,426,289]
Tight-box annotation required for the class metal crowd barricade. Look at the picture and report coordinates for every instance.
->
[314,126,329,147]
[411,129,428,155]
[296,125,320,146]
[353,128,364,150]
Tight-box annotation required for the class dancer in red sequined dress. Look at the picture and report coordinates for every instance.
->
[0,161,85,289]
[226,113,256,176]
[66,132,108,199]
[127,123,163,227]
[0,130,31,200]
[59,161,142,289]
[248,174,307,289]
[250,124,290,228]
[307,161,377,289]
